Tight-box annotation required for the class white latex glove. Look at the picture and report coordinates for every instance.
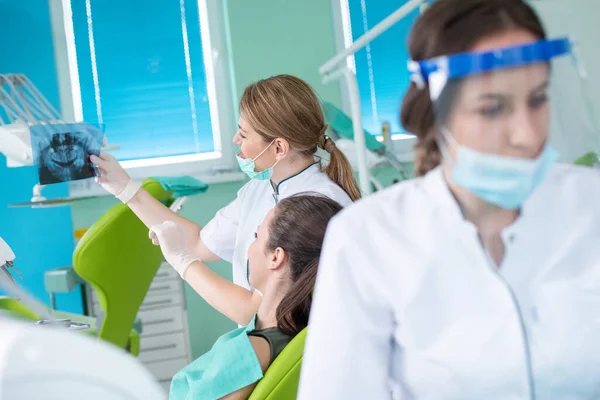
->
[90,152,138,201]
[149,221,200,278]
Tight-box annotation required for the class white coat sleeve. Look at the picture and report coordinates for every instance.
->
[199,185,246,263]
[298,214,395,399]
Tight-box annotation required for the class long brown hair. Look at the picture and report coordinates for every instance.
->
[400,0,547,176]
[266,193,343,336]
[239,74,361,201]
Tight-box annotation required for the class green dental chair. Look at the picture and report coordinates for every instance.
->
[70,178,176,352]
[249,328,308,400]
[3,176,207,360]
[2,178,177,355]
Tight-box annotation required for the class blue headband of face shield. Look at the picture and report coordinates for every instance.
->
[408,37,572,89]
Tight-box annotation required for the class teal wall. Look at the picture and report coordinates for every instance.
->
[225,0,342,107]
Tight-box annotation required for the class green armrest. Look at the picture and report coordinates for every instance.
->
[43,266,144,335]
[249,328,307,400]
[0,296,41,321]
[44,266,84,293]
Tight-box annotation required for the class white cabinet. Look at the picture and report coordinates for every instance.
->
[85,261,192,395]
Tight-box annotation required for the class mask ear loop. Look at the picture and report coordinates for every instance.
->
[269,158,282,170]
[267,139,284,171]
[257,139,283,177]
[252,139,276,162]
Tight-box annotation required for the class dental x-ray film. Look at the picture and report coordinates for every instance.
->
[30,123,103,185]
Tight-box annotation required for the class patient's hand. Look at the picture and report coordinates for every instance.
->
[149,221,200,278]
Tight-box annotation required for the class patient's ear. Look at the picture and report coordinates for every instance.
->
[267,247,287,271]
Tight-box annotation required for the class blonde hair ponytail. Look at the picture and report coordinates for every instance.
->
[318,133,361,201]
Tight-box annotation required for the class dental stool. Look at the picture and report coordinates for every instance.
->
[249,327,307,400]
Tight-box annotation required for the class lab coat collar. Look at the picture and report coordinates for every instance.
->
[270,160,321,196]
[423,165,528,244]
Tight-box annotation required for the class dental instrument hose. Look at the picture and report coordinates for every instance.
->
[0,269,56,321]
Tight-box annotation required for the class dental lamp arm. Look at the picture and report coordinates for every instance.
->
[320,0,427,76]
[320,0,427,195]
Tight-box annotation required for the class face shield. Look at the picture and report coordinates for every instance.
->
[409,38,599,209]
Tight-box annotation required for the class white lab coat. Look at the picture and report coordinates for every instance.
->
[200,162,352,289]
[299,164,600,400]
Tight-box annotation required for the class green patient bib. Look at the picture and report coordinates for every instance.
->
[169,316,264,400]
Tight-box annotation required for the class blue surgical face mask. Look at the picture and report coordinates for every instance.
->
[440,130,559,209]
[236,140,279,180]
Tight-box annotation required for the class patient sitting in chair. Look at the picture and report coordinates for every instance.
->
[149,194,343,399]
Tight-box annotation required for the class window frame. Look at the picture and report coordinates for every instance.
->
[51,0,244,197]
[330,0,417,162]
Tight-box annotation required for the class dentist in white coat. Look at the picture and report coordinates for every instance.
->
[299,0,600,399]
[91,75,357,327]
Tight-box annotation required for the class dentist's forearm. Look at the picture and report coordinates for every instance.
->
[127,189,219,262]
[182,261,261,326]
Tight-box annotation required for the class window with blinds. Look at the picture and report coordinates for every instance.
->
[344,0,420,136]
[70,0,217,161]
